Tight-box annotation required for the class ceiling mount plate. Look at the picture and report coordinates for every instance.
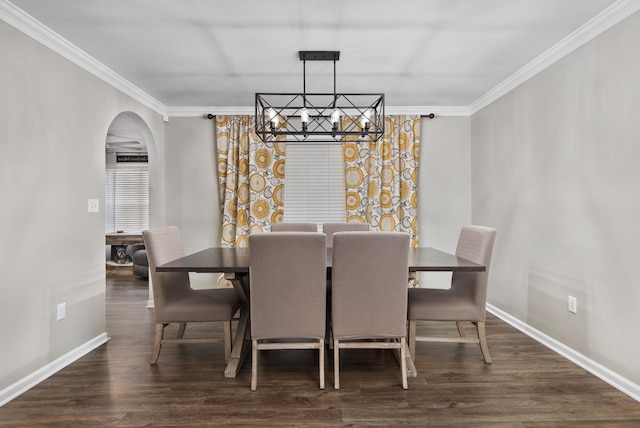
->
[299,51,340,61]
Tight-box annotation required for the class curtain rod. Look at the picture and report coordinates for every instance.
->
[206,113,435,120]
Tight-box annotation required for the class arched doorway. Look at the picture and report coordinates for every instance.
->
[104,112,157,306]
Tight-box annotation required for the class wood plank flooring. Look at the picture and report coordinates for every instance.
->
[1,275,639,426]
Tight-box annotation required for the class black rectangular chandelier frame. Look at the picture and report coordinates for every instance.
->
[255,51,385,143]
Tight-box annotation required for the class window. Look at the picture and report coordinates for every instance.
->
[105,164,149,233]
[283,144,345,225]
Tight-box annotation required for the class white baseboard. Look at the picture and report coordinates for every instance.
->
[487,304,640,403]
[0,333,110,407]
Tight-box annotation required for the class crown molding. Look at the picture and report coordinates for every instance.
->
[0,0,167,115]
[469,0,640,115]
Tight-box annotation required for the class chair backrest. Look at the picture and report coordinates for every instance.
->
[322,222,369,247]
[249,232,327,341]
[142,226,191,320]
[331,232,410,340]
[451,225,497,320]
[271,223,317,232]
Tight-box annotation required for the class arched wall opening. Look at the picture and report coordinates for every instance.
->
[104,111,158,306]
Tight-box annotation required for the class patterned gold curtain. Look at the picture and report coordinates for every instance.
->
[343,115,421,247]
[216,115,286,248]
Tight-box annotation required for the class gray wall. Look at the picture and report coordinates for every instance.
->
[419,116,472,287]
[471,11,640,384]
[0,20,166,391]
[165,117,221,289]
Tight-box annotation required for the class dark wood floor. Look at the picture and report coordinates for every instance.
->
[1,276,640,427]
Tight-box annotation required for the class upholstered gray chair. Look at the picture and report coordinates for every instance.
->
[322,222,370,343]
[408,225,497,363]
[331,231,410,389]
[249,232,327,391]
[131,243,148,278]
[142,226,242,365]
[322,222,369,247]
[271,222,317,232]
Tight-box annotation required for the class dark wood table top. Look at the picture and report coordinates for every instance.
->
[156,247,485,273]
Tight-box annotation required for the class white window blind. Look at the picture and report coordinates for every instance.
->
[283,143,346,225]
[105,165,149,233]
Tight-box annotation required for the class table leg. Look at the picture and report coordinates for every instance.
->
[224,306,250,378]
[223,273,251,378]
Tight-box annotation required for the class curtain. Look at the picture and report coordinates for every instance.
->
[216,115,286,248]
[342,115,421,247]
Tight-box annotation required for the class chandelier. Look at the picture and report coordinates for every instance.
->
[255,51,385,143]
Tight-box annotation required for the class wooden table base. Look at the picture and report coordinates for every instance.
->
[223,272,251,378]
[224,309,250,378]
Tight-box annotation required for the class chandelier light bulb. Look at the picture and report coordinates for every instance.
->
[361,109,372,129]
[331,109,341,124]
[267,108,280,127]
[300,108,310,124]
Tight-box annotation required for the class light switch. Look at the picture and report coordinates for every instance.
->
[57,302,66,321]
[88,199,99,213]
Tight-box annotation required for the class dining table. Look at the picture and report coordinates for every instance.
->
[156,246,486,379]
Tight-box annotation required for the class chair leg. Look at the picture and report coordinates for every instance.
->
[177,322,187,339]
[408,319,417,361]
[150,323,166,365]
[400,337,408,390]
[223,321,232,364]
[456,321,466,337]
[476,321,492,364]
[333,340,340,390]
[319,339,325,390]
[251,339,258,391]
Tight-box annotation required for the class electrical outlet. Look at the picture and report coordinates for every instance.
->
[57,303,66,320]
[568,296,577,314]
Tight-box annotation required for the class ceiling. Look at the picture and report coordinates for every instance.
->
[5,0,630,112]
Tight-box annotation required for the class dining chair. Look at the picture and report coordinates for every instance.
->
[331,231,410,389]
[322,222,369,247]
[408,225,497,363]
[142,226,242,365]
[249,232,327,391]
[270,222,318,232]
[322,222,370,346]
